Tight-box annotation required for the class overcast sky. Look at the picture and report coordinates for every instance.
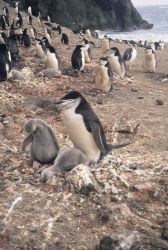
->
[132,0,168,6]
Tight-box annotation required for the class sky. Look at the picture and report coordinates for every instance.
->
[132,0,168,6]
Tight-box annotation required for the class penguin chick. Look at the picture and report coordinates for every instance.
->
[40,147,90,183]
[108,47,125,78]
[22,28,31,48]
[71,44,88,72]
[54,91,131,163]
[143,47,157,73]
[22,119,59,165]
[123,48,137,70]
[0,43,12,81]
[95,57,113,92]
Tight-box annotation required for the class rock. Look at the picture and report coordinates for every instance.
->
[12,0,152,31]
[0,122,4,134]
[10,70,26,81]
[161,225,168,241]
[156,99,164,105]
[9,68,34,81]
[37,69,61,78]
[96,236,119,250]
[21,67,34,81]
[66,164,98,195]
[113,118,139,135]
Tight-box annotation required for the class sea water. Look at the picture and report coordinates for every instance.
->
[97,5,168,43]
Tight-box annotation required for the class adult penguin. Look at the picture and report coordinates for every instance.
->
[54,91,131,162]
[0,43,12,81]
[108,47,125,78]
[71,44,88,72]
[123,48,137,70]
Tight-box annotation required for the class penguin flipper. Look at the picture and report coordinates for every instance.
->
[88,120,107,154]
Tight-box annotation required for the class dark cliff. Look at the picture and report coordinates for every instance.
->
[5,0,153,31]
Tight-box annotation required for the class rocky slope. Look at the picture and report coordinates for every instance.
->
[5,0,153,31]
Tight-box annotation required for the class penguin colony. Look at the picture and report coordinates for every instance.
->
[0,2,165,183]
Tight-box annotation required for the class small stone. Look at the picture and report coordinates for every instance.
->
[96,236,119,250]
[131,88,138,92]
[96,97,103,105]
[137,96,144,99]
[161,227,168,241]
[156,99,164,105]
[66,164,98,195]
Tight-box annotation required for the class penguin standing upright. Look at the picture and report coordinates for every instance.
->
[71,45,88,72]
[45,44,61,73]
[95,57,113,92]
[143,47,157,73]
[22,28,31,48]
[108,47,125,78]
[0,44,12,81]
[82,38,92,63]
[47,15,51,23]
[123,48,137,70]
[6,34,19,62]
[29,27,36,39]
[14,1,19,14]
[37,12,42,25]
[61,33,69,45]
[28,6,32,16]
[44,28,52,44]
[85,29,92,38]
[16,13,23,28]
[3,7,9,18]
[102,37,110,53]
[27,15,32,25]
[53,91,130,163]
[35,40,45,59]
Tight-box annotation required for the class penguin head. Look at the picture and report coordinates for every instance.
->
[23,28,28,34]
[145,46,154,54]
[99,57,108,66]
[40,37,50,49]
[55,91,85,111]
[110,47,120,57]
[25,119,37,133]
[0,43,8,51]
[46,45,55,54]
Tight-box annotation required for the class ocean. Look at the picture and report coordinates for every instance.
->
[98,5,168,43]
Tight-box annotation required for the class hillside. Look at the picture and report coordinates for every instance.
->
[5,0,153,30]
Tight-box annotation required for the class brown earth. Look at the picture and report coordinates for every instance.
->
[0,2,168,250]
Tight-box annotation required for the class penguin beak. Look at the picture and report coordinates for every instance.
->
[54,99,76,110]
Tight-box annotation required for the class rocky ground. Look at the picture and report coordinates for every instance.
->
[0,2,168,250]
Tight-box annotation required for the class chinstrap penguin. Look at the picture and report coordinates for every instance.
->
[54,91,131,163]
[108,47,125,78]
[95,57,113,92]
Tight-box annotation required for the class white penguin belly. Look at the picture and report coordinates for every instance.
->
[125,50,137,70]
[36,44,44,58]
[102,39,109,52]
[46,53,59,70]
[144,55,156,72]
[81,51,85,70]
[62,111,100,162]
[109,56,125,78]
